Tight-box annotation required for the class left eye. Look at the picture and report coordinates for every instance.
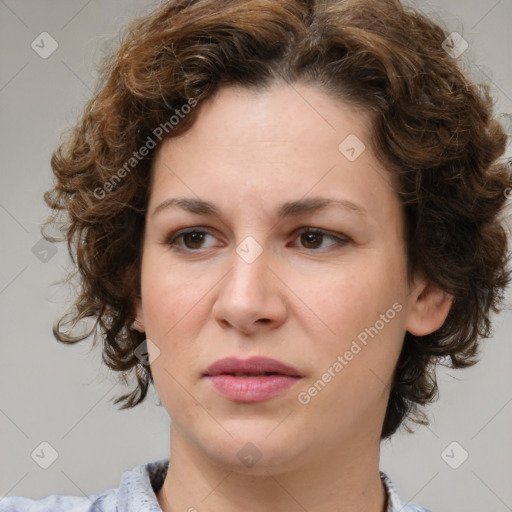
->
[292,228,348,250]
[165,227,348,252]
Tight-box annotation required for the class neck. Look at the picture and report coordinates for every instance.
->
[156,424,387,512]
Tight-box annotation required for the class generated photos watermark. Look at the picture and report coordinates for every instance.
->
[297,301,403,405]
[93,97,198,200]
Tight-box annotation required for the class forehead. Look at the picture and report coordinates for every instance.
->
[148,83,399,229]
[167,83,374,153]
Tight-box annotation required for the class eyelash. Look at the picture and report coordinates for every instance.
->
[165,227,350,253]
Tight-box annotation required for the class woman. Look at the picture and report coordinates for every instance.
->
[1,0,510,510]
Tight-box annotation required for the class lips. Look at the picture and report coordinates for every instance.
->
[203,356,302,403]
[203,356,302,378]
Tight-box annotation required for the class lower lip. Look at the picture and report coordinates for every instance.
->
[205,375,301,402]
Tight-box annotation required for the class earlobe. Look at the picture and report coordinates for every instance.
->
[405,280,454,337]
[131,298,145,332]
[131,318,145,332]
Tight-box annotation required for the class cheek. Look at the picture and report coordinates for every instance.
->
[140,255,207,401]
[300,253,407,400]
[307,259,403,341]
[142,263,204,418]
[297,269,405,430]
[140,249,209,339]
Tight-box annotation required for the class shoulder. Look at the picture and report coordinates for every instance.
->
[0,457,169,512]
[380,471,433,512]
[0,489,115,512]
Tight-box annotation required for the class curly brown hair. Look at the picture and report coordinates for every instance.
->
[44,0,511,439]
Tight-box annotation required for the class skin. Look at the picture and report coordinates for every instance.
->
[134,82,453,512]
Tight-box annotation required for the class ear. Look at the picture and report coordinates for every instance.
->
[405,275,454,336]
[131,297,145,333]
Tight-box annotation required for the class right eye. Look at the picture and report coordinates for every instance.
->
[165,228,218,252]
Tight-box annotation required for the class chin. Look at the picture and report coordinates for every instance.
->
[200,426,307,476]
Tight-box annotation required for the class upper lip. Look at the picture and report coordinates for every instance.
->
[204,356,302,377]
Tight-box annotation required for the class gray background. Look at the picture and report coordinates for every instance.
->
[1,0,511,510]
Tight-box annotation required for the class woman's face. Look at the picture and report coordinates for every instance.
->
[136,83,429,472]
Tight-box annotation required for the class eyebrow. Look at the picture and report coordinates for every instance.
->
[151,196,368,219]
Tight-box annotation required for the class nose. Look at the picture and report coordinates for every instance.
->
[211,242,288,335]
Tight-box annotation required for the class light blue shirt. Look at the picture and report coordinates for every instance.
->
[0,458,431,511]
